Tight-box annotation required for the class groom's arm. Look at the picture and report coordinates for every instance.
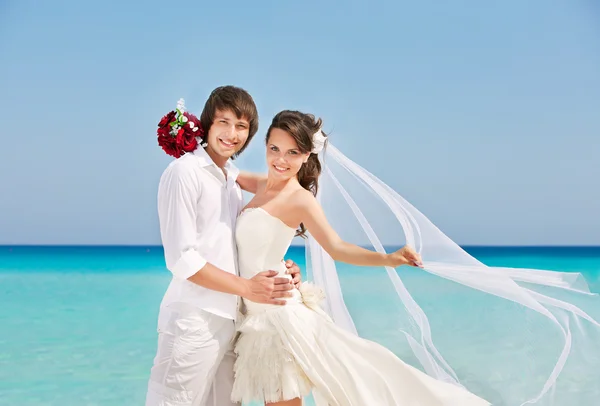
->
[158,162,241,292]
[237,171,266,194]
[158,162,292,304]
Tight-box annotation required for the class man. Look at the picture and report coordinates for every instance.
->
[145,86,302,406]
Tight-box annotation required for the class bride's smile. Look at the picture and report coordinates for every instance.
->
[266,127,310,181]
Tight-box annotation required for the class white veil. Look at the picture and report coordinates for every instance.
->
[305,144,600,406]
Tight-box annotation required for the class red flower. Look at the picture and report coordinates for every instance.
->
[157,110,204,158]
[175,128,184,144]
[158,133,178,157]
[182,135,198,152]
[158,111,176,128]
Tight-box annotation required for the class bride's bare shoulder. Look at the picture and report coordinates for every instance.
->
[289,188,318,211]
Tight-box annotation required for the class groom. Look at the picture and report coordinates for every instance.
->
[145,86,302,406]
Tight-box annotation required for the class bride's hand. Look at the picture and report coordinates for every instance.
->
[387,245,423,268]
[284,259,302,289]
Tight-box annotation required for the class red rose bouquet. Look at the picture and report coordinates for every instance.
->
[157,98,205,158]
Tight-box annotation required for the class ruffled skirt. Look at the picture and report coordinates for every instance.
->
[231,283,490,405]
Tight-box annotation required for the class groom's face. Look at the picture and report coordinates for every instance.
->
[206,109,251,159]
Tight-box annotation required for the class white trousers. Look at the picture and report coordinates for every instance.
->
[145,303,238,406]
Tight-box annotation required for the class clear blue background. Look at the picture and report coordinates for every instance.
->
[1,0,599,246]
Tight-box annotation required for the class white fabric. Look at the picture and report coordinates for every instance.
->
[156,147,243,320]
[145,303,237,406]
[231,207,491,405]
[307,144,600,405]
[311,129,327,154]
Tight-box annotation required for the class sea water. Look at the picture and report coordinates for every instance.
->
[0,245,598,405]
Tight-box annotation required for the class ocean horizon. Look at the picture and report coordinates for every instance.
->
[1,245,599,405]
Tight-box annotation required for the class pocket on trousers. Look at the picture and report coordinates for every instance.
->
[158,303,212,336]
[151,306,221,403]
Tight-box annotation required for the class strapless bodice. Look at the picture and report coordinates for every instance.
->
[235,207,302,312]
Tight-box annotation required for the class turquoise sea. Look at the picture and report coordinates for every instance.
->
[1,245,599,406]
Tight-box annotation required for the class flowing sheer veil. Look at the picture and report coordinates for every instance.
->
[304,143,600,406]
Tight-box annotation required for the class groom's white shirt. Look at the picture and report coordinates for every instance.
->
[157,146,243,320]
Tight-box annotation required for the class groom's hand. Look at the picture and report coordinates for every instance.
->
[245,270,294,305]
[284,259,302,289]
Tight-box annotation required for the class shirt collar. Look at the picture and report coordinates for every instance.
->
[192,145,240,182]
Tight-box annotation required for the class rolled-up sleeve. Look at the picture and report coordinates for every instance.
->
[157,161,207,280]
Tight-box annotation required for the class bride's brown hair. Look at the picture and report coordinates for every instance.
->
[266,110,328,237]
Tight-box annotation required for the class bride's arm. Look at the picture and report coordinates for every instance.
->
[237,171,267,193]
[297,190,422,268]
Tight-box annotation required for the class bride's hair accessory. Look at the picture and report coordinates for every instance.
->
[157,98,205,158]
[311,128,327,154]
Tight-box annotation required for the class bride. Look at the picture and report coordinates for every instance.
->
[232,110,491,405]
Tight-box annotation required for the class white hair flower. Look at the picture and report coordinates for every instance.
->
[311,129,327,154]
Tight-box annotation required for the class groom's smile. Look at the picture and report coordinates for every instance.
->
[218,138,237,149]
[204,109,251,165]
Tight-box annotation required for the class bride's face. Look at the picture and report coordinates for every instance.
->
[205,109,250,160]
[266,128,310,181]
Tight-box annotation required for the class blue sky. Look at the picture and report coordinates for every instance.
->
[0,0,598,246]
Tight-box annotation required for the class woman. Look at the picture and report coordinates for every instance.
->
[231,110,490,405]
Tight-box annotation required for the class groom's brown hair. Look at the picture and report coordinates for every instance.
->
[200,85,259,159]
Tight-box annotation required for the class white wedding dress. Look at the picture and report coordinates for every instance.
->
[230,207,491,405]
